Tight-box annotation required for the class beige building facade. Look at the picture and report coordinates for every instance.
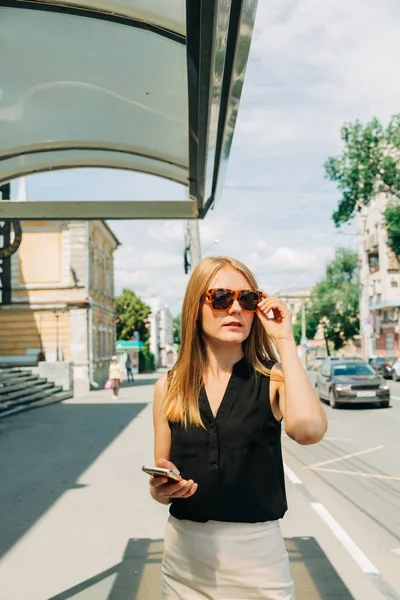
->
[275,288,311,323]
[358,195,400,359]
[0,220,119,393]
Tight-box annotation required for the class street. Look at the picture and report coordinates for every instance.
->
[287,373,400,598]
[0,372,399,600]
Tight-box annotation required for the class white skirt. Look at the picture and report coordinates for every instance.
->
[162,515,295,600]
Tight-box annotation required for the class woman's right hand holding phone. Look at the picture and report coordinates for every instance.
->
[150,459,198,500]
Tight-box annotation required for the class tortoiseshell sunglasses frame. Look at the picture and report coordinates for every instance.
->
[204,288,263,311]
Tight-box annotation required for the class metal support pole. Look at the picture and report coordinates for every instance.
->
[188,220,201,268]
[301,301,307,346]
[0,184,11,305]
[56,313,60,361]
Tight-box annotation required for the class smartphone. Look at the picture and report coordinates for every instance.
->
[142,465,182,481]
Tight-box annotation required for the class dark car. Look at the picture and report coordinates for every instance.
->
[369,356,396,379]
[315,359,390,409]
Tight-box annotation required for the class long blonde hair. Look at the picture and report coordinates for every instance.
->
[163,256,280,427]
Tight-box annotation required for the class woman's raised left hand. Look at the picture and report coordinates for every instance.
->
[256,293,295,345]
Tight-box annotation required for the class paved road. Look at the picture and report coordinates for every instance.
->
[291,373,400,596]
[0,372,399,600]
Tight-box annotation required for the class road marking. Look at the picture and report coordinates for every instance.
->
[321,437,354,442]
[311,467,400,481]
[307,445,385,469]
[286,461,400,598]
[392,547,400,557]
[391,396,400,400]
[311,502,380,574]
[283,462,303,484]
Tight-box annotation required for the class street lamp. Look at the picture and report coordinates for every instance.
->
[53,306,66,361]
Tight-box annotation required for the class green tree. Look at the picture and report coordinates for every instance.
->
[173,314,181,346]
[115,289,151,342]
[305,249,360,354]
[293,305,319,346]
[324,114,400,256]
[384,202,400,259]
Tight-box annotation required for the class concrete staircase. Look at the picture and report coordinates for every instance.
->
[0,368,72,419]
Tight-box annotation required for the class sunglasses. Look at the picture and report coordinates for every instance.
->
[205,288,263,312]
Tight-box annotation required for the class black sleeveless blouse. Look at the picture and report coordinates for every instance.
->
[168,357,287,523]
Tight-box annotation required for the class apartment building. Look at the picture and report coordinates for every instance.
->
[358,194,400,359]
[144,297,176,368]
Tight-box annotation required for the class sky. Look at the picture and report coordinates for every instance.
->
[16,0,400,315]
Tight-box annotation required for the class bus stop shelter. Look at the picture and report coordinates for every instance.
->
[0,0,258,221]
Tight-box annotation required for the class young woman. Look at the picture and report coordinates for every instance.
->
[150,256,327,599]
[108,356,123,400]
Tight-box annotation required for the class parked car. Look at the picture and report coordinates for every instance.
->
[310,356,326,371]
[368,356,396,379]
[391,357,400,381]
[315,359,390,408]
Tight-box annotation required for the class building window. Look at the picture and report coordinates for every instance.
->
[368,253,380,273]
[386,333,394,354]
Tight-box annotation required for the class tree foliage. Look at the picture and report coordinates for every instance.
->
[173,314,181,346]
[324,114,400,226]
[115,289,151,342]
[293,305,319,346]
[297,249,360,353]
[384,202,400,259]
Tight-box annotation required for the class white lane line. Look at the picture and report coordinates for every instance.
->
[312,467,400,481]
[311,502,380,574]
[321,437,354,442]
[391,396,400,400]
[283,462,303,484]
[307,445,385,469]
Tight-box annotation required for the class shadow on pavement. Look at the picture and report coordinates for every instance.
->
[125,378,159,388]
[0,402,148,561]
[47,538,163,600]
[46,536,354,600]
[329,403,392,410]
[287,537,354,600]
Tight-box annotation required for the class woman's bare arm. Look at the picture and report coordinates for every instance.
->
[271,349,327,445]
[150,373,198,503]
[151,374,173,504]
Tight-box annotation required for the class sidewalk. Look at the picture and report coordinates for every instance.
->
[0,372,379,600]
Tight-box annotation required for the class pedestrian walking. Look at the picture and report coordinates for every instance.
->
[125,356,134,382]
[148,256,327,599]
[108,356,123,400]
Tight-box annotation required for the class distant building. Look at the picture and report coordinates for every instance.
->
[274,288,311,322]
[0,220,120,393]
[358,195,400,359]
[144,297,176,368]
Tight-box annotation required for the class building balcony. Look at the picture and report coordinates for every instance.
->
[369,299,400,311]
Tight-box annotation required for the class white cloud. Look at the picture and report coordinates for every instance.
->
[259,248,318,270]
[146,221,185,243]
[141,250,181,268]
[238,0,400,151]
[237,107,339,147]
[115,268,155,290]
